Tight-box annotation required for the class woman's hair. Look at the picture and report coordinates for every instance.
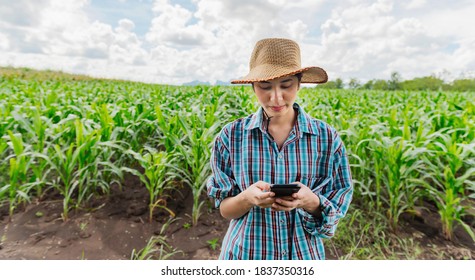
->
[251,73,303,90]
[295,73,303,82]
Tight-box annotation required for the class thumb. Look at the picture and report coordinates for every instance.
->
[255,181,271,191]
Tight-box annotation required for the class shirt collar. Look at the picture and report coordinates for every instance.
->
[244,106,264,131]
[244,103,318,136]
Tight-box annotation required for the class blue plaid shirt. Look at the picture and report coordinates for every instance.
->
[207,103,353,260]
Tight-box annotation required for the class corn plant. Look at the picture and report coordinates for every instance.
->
[10,108,51,197]
[73,119,101,206]
[173,112,220,226]
[0,138,9,196]
[112,102,156,154]
[2,131,32,220]
[413,137,475,241]
[130,217,182,260]
[92,102,115,142]
[46,142,83,220]
[153,105,182,154]
[122,148,175,223]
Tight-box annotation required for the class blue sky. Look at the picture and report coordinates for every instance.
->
[86,0,155,36]
[0,0,474,85]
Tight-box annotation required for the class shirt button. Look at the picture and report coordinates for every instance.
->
[282,250,287,256]
[280,219,285,224]
[278,155,283,159]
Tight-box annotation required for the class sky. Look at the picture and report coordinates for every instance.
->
[0,0,474,85]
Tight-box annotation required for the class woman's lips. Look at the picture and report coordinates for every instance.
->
[270,106,285,112]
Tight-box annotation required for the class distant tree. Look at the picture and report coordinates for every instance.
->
[319,78,344,89]
[388,71,402,90]
[335,78,344,89]
[362,80,374,90]
[450,79,475,92]
[372,79,389,90]
[317,73,475,91]
[348,78,361,89]
[318,81,336,89]
[400,76,444,91]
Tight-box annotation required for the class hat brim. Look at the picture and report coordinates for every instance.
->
[231,65,328,84]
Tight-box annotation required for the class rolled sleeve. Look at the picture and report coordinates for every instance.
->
[298,135,353,239]
[206,130,240,208]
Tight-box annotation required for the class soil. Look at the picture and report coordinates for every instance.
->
[0,175,474,260]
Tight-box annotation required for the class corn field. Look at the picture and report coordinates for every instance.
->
[1,69,474,243]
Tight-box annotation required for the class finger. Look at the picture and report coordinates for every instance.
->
[271,203,282,211]
[275,198,295,207]
[258,191,275,200]
[255,182,271,191]
[272,203,293,212]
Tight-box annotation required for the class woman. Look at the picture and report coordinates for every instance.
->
[207,38,353,260]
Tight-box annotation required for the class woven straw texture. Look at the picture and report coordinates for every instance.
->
[231,38,328,84]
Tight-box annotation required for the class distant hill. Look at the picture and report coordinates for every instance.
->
[182,80,210,86]
[215,80,231,85]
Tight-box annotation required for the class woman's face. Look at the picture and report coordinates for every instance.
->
[253,75,300,118]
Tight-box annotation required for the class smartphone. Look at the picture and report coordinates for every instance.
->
[270,183,300,197]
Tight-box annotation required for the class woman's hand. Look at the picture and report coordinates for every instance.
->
[271,182,320,214]
[244,181,275,208]
[220,181,275,219]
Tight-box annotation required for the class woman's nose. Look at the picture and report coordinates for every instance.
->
[270,87,283,101]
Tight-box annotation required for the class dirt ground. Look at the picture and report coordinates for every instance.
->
[0,173,227,260]
[0,176,474,260]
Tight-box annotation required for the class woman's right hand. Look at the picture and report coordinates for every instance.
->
[244,181,275,208]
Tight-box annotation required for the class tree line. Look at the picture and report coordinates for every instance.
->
[319,72,475,92]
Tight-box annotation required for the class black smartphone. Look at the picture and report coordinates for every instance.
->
[270,184,300,197]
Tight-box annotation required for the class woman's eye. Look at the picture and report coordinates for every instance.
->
[281,83,292,89]
[259,86,271,90]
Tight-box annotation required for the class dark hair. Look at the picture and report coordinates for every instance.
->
[295,73,303,82]
[251,73,302,90]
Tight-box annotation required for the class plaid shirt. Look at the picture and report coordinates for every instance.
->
[207,103,353,260]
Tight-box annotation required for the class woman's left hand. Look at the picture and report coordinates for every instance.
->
[271,182,320,213]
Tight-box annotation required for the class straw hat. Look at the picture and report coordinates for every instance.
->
[231,38,328,84]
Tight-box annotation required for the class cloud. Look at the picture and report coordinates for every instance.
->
[0,0,50,27]
[0,32,9,50]
[312,0,472,81]
[0,0,474,84]
[1,0,149,66]
[146,0,214,46]
[405,0,426,9]
[144,0,319,83]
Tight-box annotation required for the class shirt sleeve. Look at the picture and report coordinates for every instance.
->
[206,127,241,208]
[297,133,354,239]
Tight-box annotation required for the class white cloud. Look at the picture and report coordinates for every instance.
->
[312,0,475,81]
[0,32,9,50]
[0,0,474,84]
[0,0,49,27]
[118,18,135,32]
[417,2,475,39]
[146,0,214,46]
[405,0,426,9]
[143,0,324,83]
